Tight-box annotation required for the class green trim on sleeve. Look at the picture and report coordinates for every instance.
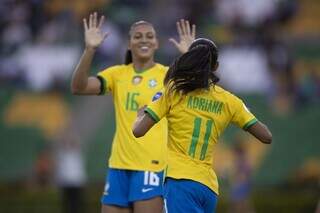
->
[243,118,258,130]
[144,107,160,122]
[96,75,107,95]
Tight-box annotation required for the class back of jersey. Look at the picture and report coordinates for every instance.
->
[146,85,257,194]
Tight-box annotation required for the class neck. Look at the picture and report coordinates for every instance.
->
[132,56,155,71]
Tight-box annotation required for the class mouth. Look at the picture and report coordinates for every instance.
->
[139,46,150,52]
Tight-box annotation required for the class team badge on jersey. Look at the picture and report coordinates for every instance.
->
[148,79,157,88]
[132,76,143,85]
[152,92,163,102]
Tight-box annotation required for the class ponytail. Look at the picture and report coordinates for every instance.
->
[164,38,219,95]
[124,49,132,65]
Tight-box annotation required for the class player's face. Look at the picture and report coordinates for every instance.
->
[129,24,158,61]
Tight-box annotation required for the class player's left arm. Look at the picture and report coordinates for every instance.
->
[232,98,272,144]
[133,106,156,138]
[169,19,196,54]
[247,121,272,144]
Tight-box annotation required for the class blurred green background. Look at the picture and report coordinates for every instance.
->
[0,0,319,212]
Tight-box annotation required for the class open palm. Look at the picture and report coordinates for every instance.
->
[83,12,109,49]
[170,19,196,54]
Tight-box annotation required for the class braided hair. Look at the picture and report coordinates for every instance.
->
[164,38,219,94]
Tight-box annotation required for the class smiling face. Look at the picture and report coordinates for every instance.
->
[128,23,159,62]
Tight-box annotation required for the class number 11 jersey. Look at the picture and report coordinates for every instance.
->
[145,85,257,195]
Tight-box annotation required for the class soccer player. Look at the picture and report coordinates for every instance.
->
[133,38,272,213]
[71,12,195,213]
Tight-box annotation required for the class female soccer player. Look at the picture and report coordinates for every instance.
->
[71,12,195,213]
[133,38,272,213]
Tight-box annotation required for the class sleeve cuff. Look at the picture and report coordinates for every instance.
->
[243,118,258,130]
[96,75,107,95]
[144,107,160,122]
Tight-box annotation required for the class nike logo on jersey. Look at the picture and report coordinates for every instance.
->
[142,188,153,193]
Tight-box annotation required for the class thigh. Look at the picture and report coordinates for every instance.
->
[164,178,202,213]
[129,170,164,213]
[164,178,218,213]
[101,205,132,213]
[202,184,218,213]
[101,168,131,208]
[133,196,163,213]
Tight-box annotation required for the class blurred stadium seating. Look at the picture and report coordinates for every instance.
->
[0,0,319,212]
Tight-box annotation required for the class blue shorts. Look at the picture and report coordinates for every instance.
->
[164,178,218,213]
[101,168,164,207]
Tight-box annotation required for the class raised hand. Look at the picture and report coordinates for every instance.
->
[169,19,196,54]
[83,12,109,50]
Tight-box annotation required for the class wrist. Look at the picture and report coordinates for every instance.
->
[85,46,97,53]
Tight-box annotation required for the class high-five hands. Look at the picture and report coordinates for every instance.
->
[83,12,109,50]
[169,19,196,54]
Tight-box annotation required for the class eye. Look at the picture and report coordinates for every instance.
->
[147,33,155,39]
[133,33,142,39]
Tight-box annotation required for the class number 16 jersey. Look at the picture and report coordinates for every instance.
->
[145,85,257,195]
[97,63,168,172]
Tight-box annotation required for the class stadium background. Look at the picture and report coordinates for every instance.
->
[0,0,319,212]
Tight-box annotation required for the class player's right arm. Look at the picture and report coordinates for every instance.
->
[71,12,109,95]
[133,90,168,137]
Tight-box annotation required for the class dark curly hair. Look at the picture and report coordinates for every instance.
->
[164,38,219,95]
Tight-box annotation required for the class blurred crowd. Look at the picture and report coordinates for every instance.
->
[1,1,319,212]
[1,0,319,112]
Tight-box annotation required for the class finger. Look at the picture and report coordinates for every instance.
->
[180,19,186,36]
[83,18,88,31]
[169,38,179,48]
[185,20,191,36]
[192,24,196,38]
[89,13,93,28]
[176,21,182,37]
[98,15,105,29]
[93,12,97,28]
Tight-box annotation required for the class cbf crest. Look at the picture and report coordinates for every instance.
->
[148,79,157,88]
[132,76,143,85]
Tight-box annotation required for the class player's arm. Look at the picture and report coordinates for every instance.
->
[169,19,196,54]
[71,12,109,95]
[133,106,156,138]
[247,121,272,144]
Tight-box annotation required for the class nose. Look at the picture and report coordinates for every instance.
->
[141,35,147,43]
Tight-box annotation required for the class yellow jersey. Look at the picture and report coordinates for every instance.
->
[97,63,168,172]
[145,85,257,194]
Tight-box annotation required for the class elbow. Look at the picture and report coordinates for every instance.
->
[71,89,81,95]
[71,85,83,95]
[132,129,145,138]
[261,132,273,144]
[71,87,79,95]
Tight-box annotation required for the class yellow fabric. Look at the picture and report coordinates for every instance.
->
[97,63,168,172]
[146,85,257,194]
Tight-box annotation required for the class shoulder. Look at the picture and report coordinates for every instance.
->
[155,63,169,73]
[99,64,130,74]
[211,85,242,103]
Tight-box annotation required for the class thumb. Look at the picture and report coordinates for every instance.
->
[169,38,179,48]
